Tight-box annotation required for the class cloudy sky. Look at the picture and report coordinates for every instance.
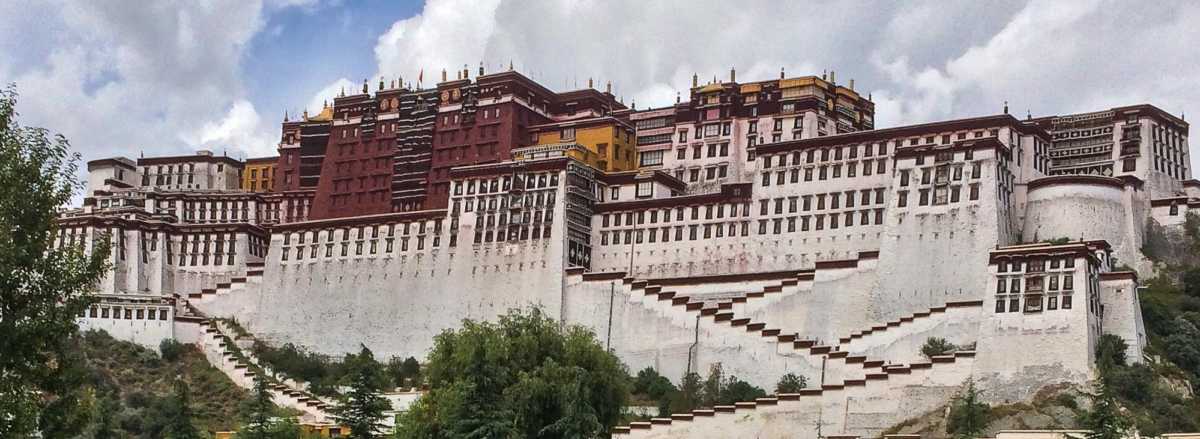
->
[1,0,1197,173]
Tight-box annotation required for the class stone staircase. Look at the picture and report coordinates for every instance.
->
[193,316,334,423]
[615,273,894,388]
[185,261,265,303]
[613,351,977,438]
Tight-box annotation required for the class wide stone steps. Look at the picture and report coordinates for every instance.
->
[617,275,888,385]
[195,318,332,422]
[612,351,977,437]
[185,263,265,302]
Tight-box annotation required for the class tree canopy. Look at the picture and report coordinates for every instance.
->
[394,307,630,439]
[0,85,111,436]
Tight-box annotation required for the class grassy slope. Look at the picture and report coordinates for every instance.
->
[78,329,249,436]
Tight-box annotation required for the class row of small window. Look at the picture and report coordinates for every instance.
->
[282,222,443,246]
[281,235,444,261]
[601,222,750,245]
[83,306,171,321]
[676,123,733,142]
[994,293,1073,313]
[758,210,885,234]
[474,209,554,229]
[759,189,886,216]
[673,164,730,183]
[600,203,752,228]
[896,185,980,207]
[899,163,982,187]
[998,257,1076,273]
[181,201,254,222]
[676,142,731,160]
[474,225,553,244]
[997,275,1075,294]
[453,173,559,196]
[761,160,888,186]
[760,143,890,168]
[748,117,803,134]
[453,191,556,214]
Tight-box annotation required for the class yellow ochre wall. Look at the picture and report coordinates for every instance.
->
[242,160,276,192]
[534,122,637,172]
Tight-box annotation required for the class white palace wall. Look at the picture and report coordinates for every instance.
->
[1022,179,1146,271]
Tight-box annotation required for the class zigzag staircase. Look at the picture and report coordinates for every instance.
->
[183,261,265,303]
[608,274,982,436]
[183,304,334,423]
[612,350,976,436]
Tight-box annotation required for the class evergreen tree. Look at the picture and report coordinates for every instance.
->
[163,379,202,439]
[0,85,110,437]
[1081,379,1130,439]
[91,393,120,439]
[334,346,390,438]
[946,379,989,439]
[240,376,275,439]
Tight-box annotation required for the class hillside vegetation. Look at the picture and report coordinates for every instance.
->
[75,329,249,437]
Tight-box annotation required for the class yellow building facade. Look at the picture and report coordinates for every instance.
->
[242,157,277,192]
[529,117,637,172]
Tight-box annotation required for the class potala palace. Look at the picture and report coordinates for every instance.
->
[62,66,1195,437]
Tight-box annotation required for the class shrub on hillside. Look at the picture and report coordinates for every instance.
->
[775,373,807,394]
[921,337,957,359]
[160,338,187,362]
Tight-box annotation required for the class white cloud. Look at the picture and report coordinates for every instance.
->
[306,77,355,116]
[373,0,502,85]
[193,100,278,158]
[0,0,307,169]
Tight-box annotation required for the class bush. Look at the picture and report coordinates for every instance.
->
[633,367,675,401]
[1095,334,1128,372]
[385,356,422,389]
[774,373,807,394]
[160,338,187,362]
[921,337,957,359]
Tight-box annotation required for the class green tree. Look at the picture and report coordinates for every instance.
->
[946,379,989,439]
[335,345,390,439]
[1183,267,1200,298]
[1094,334,1128,375]
[719,376,765,405]
[163,379,202,439]
[667,372,702,415]
[394,307,630,439]
[775,373,808,394]
[921,337,957,359]
[700,363,725,407]
[240,376,276,439]
[0,85,111,437]
[1080,379,1130,439]
[91,393,121,439]
[386,356,422,389]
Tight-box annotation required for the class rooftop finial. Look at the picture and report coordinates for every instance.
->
[1004,100,1009,114]
[303,108,309,119]
[284,110,289,122]
[849,78,855,90]
[606,81,611,94]
[362,78,368,94]
[830,70,836,84]
[479,61,484,76]
[339,86,345,97]
[442,68,447,82]
[631,99,636,110]
[379,76,385,91]
[730,66,736,83]
[676,91,681,104]
[463,64,469,80]
[692,73,698,88]
[822,69,827,80]
[1027,109,1032,120]
[780,66,785,79]
[508,59,514,71]
[588,77,593,89]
